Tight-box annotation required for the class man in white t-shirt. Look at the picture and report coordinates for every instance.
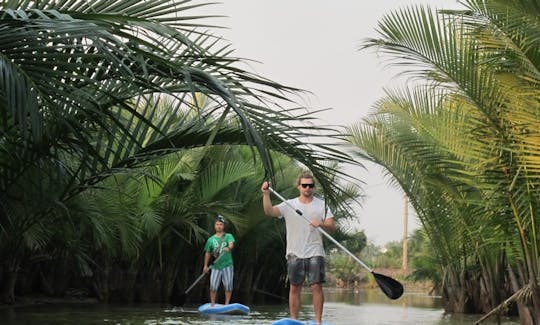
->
[261,172,335,325]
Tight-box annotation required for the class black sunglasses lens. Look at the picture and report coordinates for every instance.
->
[301,183,314,188]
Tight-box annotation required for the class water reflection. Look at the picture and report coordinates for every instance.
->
[0,289,519,324]
[319,288,518,325]
[323,287,443,309]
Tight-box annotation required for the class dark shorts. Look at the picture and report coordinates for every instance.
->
[287,255,325,285]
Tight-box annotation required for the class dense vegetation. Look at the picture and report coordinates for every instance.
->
[349,0,540,322]
[4,0,540,324]
[0,0,359,306]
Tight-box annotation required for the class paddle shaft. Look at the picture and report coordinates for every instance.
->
[268,187,374,273]
[184,272,207,295]
[185,247,227,295]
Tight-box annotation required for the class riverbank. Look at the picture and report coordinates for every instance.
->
[2,288,508,325]
[0,294,99,309]
[1,279,435,310]
[328,267,436,296]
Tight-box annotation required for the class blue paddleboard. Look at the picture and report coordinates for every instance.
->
[198,302,250,315]
[271,318,330,325]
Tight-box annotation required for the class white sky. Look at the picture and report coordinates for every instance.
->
[212,0,464,245]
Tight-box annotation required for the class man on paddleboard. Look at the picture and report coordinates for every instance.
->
[203,215,235,306]
[261,172,336,324]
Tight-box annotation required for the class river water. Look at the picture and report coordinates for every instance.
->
[0,288,519,324]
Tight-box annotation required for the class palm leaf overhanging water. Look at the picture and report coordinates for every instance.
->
[0,0,361,303]
[350,0,540,321]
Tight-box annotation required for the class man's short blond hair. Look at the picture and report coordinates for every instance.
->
[296,171,315,185]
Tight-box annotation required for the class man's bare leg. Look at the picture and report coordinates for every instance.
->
[210,291,217,306]
[311,283,324,324]
[289,284,302,319]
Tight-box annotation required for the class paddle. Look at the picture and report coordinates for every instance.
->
[268,186,404,300]
[171,250,226,307]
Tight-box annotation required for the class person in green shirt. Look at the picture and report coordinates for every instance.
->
[203,215,235,305]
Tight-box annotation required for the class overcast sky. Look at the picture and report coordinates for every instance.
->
[212,0,463,245]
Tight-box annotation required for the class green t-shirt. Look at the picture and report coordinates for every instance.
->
[204,233,235,270]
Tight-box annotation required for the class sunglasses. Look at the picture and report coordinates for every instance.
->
[300,183,315,188]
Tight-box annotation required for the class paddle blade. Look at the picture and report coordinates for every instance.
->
[373,272,404,300]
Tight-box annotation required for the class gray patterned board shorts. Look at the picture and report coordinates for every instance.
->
[287,255,325,285]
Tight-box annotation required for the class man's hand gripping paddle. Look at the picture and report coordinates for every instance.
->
[267,186,404,300]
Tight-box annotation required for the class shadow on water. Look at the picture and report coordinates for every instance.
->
[0,288,519,324]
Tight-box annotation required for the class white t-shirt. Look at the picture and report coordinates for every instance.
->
[277,197,334,259]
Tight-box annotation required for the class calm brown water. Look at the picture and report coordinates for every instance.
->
[0,288,519,324]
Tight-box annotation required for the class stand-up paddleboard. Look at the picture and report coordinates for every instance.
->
[198,302,250,315]
[271,318,331,325]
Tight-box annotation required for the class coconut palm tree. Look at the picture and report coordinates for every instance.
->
[348,0,540,321]
[0,0,359,303]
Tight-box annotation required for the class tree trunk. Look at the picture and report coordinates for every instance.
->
[442,268,470,313]
[92,261,110,301]
[236,262,254,303]
[161,261,180,303]
[0,262,18,304]
[527,278,540,325]
[508,265,534,325]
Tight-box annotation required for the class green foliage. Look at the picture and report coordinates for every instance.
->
[0,0,361,303]
[407,229,441,285]
[328,253,362,287]
[350,0,540,317]
[327,230,369,286]
[359,241,402,269]
[341,230,367,254]
[377,242,403,269]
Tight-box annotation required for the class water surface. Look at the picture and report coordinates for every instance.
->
[0,288,519,324]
